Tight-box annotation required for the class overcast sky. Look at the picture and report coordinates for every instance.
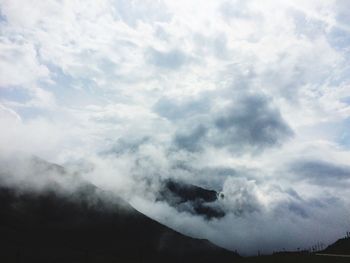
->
[1,0,350,255]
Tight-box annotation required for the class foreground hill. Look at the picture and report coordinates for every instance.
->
[241,253,350,263]
[0,181,238,263]
[322,237,350,255]
[240,237,350,263]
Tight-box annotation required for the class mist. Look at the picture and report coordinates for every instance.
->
[1,0,350,256]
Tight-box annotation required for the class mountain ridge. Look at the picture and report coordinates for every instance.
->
[0,157,239,262]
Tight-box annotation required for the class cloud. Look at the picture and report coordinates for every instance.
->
[221,177,261,215]
[112,0,172,27]
[0,41,49,87]
[0,103,21,123]
[212,93,293,152]
[168,92,293,154]
[1,0,350,256]
[146,47,190,70]
[290,159,350,186]
[153,96,211,121]
[174,125,207,152]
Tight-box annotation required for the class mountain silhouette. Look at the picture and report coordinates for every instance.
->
[0,158,239,263]
[322,236,350,255]
[157,179,225,220]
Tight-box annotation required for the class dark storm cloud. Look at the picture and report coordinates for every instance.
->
[146,47,189,70]
[290,159,350,186]
[272,188,312,219]
[274,192,343,221]
[168,93,293,154]
[276,199,317,219]
[213,94,293,152]
[174,125,207,152]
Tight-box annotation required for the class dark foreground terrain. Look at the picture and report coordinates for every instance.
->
[1,183,349,263]
[0,183,239,263]
[323,236,350,255]
[240,237,350,263]
[242,254,350,263]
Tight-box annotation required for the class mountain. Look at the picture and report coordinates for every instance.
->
[322,237,350,255]
[0,158,239,263]
[157,179,225,220]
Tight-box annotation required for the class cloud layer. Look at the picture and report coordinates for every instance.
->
[1,0,350,255]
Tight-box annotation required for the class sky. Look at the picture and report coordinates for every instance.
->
[1,0,350,255]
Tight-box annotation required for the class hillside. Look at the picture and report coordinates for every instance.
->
[0,181,238,263]
[322,237,350,255]
[157,179,225,219]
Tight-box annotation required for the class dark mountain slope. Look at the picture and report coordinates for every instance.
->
[0,182,238,263]
[157,179,225,219]
[322,237,350,255]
